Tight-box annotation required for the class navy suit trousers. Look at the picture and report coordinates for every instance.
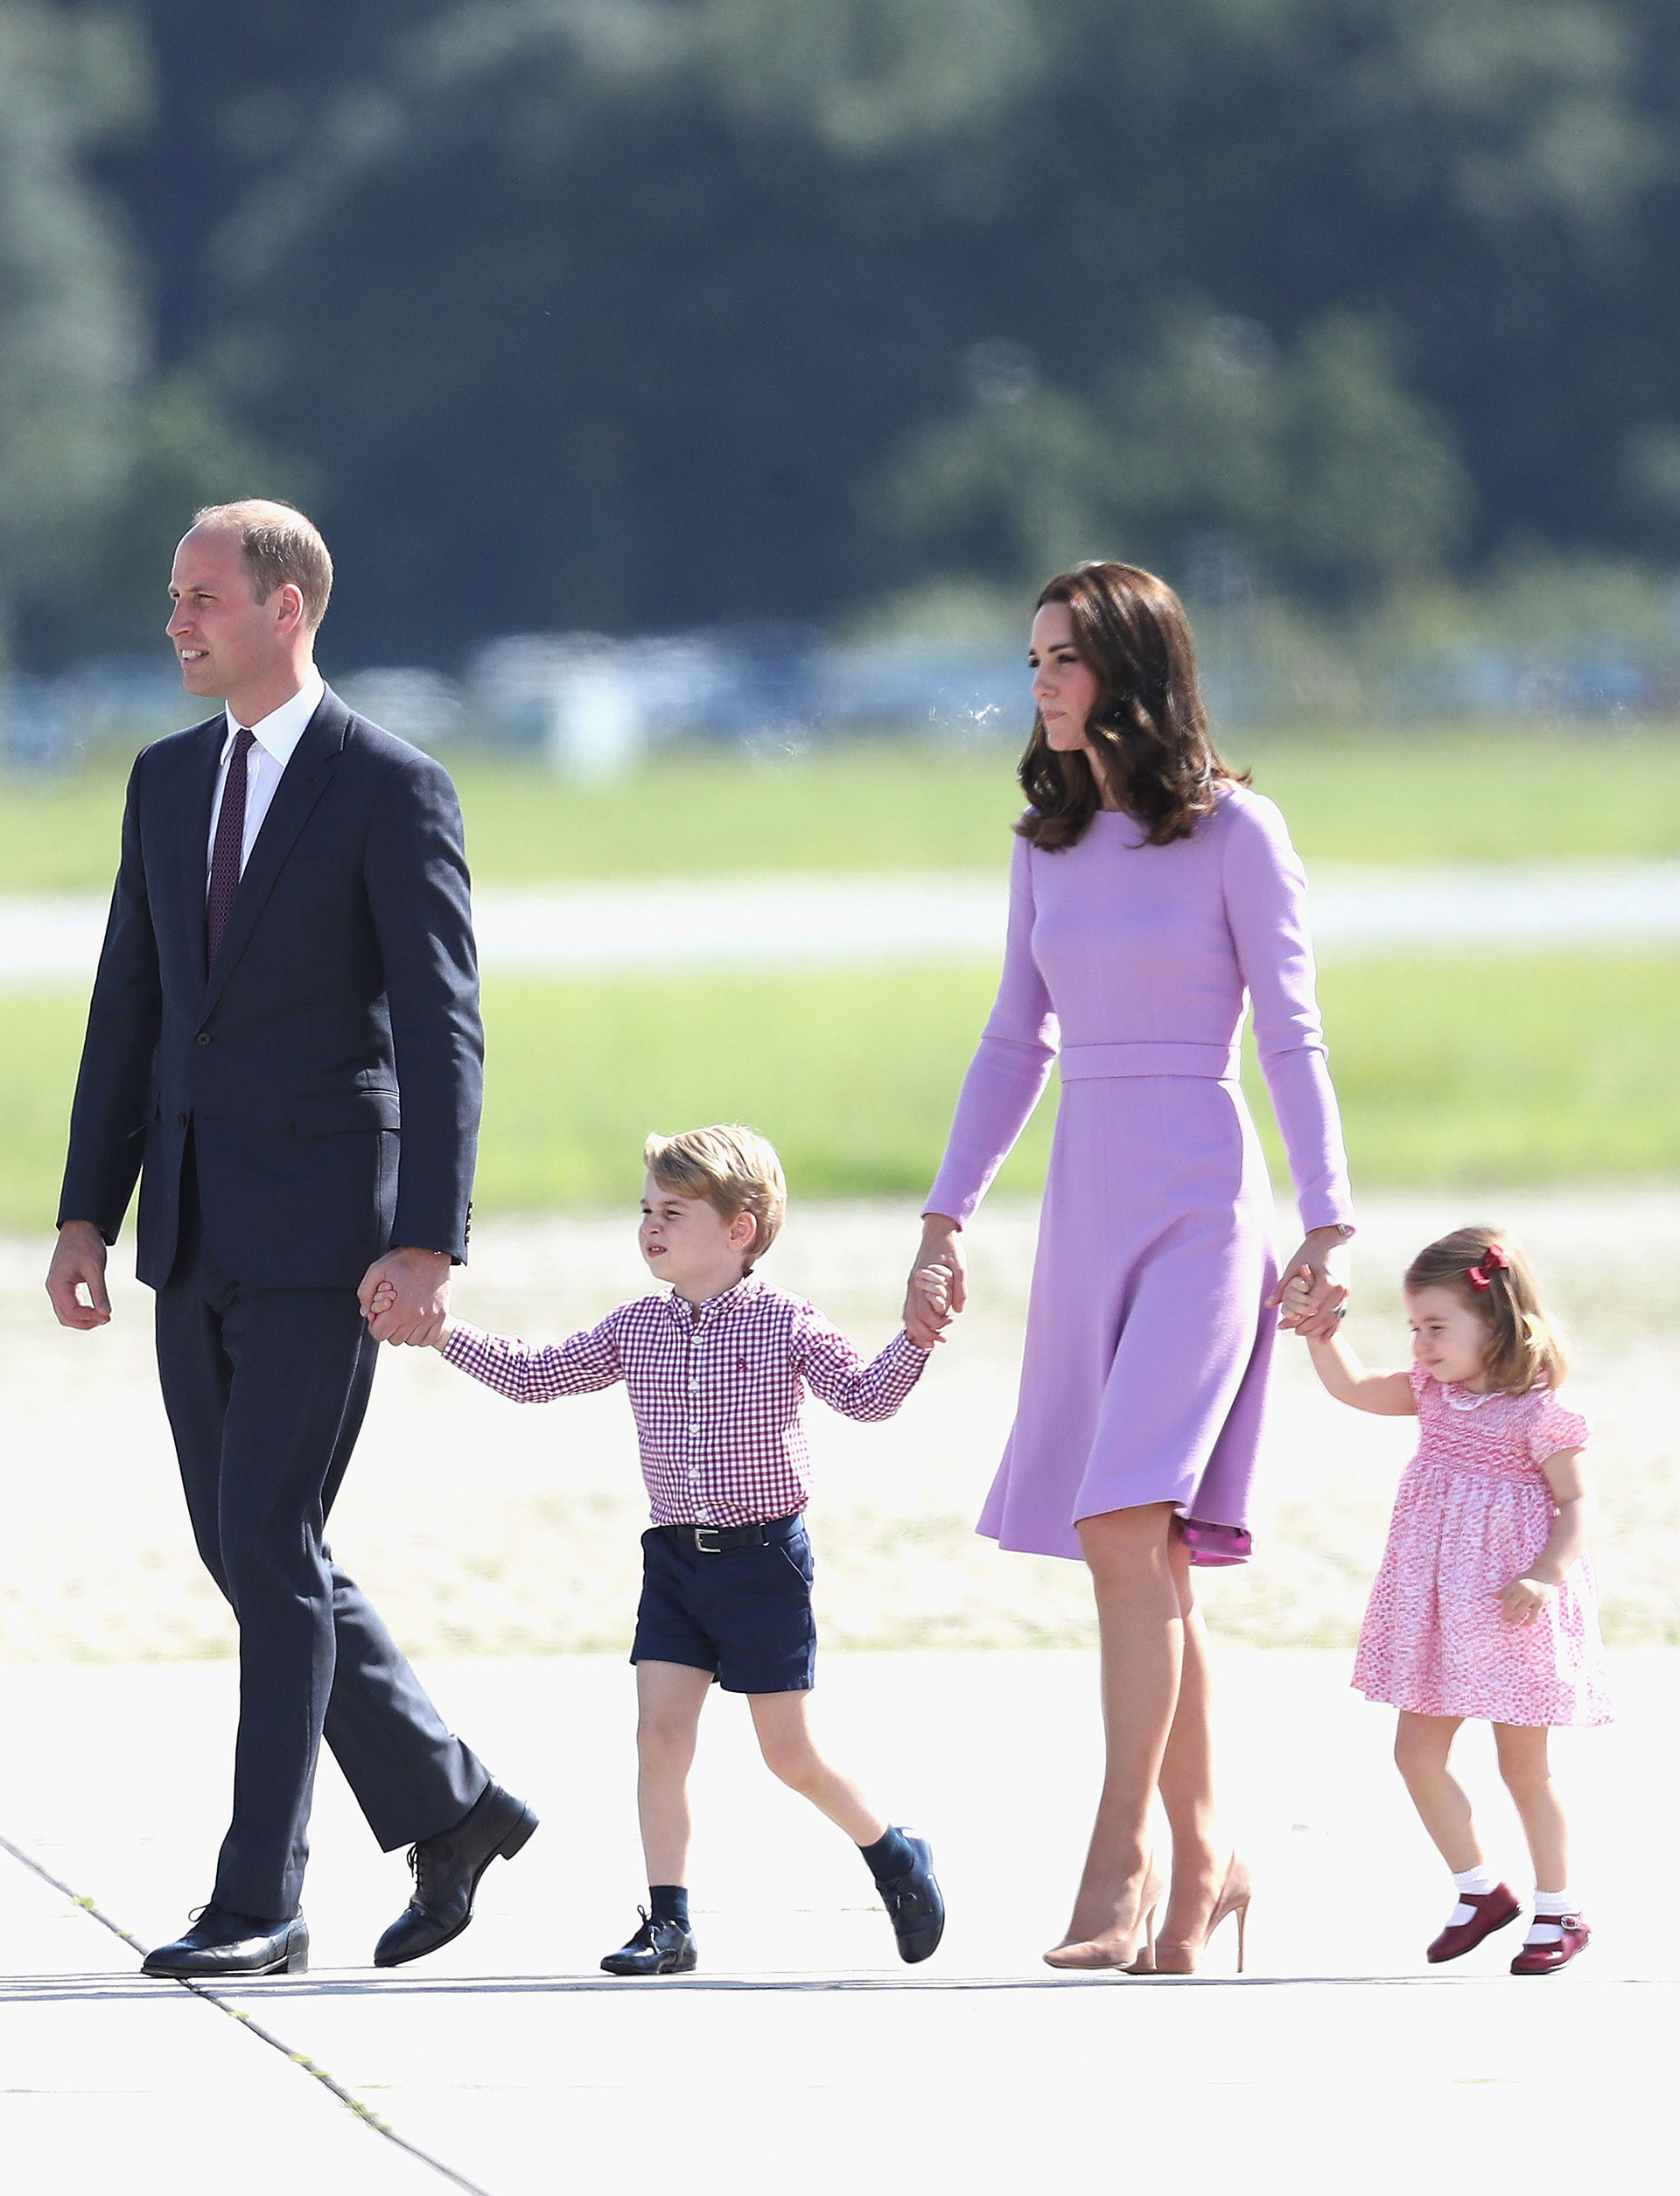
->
[154,1156,486,1920]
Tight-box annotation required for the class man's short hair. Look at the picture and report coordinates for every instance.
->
[192,500,333,629]
[644,1124,788,1268]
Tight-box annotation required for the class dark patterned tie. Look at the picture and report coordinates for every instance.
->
[206,726,256,965]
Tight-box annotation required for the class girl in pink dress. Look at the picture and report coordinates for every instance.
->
[1284,1227,1609,1976]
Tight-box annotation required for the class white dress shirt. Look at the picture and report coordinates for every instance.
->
[205,672,326,883]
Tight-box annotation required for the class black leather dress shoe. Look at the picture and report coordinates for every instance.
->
[878,1831,945,1963]
[374,1781,539,1968]
[142,1906,309,1979]
[600,1909,698,1977]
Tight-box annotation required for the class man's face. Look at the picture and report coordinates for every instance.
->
[165,526,290,702]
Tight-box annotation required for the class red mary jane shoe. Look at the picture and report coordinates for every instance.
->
[1426,1884,1521,1963]
[1510,1913,1590,1976]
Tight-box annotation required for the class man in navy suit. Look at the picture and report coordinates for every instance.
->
[46,501,536,1978]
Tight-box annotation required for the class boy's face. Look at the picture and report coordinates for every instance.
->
[639,1172,756,1300]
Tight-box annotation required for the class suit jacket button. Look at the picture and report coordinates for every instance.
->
[176,1112,187,1127]
[195,1032,212,1046]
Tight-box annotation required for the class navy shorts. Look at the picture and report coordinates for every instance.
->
[631,1515,816,1695]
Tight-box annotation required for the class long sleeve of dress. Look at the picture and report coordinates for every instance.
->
[925,833,1060,1223]
[1220,797,1354,1233]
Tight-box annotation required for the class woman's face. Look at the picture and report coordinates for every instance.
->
[1029,601,1102,754]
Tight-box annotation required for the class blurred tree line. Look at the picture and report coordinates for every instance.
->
[6,0,1680,668]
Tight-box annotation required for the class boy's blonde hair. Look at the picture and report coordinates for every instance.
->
[644,1124,787,1269]
[1404,1226,1566,1395]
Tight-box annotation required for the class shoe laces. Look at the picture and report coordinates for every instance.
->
[405,1836,455,1908]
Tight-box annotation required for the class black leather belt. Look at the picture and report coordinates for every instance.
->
[662,1515,802,1555]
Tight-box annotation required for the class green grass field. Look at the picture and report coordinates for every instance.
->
[4,724,1680,890]
[4,730,1671,1226]
[3,949,1673,1233]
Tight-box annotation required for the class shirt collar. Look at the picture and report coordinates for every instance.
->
[222,670,326,768]
[662,1274,761,1327]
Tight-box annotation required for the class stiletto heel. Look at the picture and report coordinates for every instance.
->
[1152,1853,1251,1977]
[1125,1863,1166,1975]
[1045,1855,1165,1972]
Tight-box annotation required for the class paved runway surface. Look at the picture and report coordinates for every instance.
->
[2,1650,1673,2194]
[4,858,1679,983]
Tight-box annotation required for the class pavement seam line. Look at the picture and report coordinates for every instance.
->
[0,1830,497,2196]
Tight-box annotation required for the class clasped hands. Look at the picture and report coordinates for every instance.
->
[1270,1227,1351,1340]
[904,1216,965,1349]
[359,1247,452,1346]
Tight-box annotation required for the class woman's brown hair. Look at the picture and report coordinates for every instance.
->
[1404,1227,1566,1395]
[1016,561,1247,852]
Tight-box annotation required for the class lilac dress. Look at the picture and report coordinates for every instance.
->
[927,787,1354,1563]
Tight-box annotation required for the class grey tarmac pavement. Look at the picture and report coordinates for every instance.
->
[2,1647,1675,2194]
[5,859,1680,985]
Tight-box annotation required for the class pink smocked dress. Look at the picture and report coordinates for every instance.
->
[1353,1367,1611,1726]
[927,787,1354,1563]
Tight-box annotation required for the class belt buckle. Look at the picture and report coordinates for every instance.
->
[692,1527,724,1555]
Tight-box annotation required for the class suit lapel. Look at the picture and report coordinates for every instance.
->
[170,716,226,993]
[200,689,351,1016]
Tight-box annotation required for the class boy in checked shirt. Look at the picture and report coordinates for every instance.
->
[374,1124,951,1976]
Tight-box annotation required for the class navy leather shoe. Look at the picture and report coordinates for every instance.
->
[878,1831,945,1963]
[374,1781,538,1968]
[600,1909,698,1977]
[143,1905,309,1979]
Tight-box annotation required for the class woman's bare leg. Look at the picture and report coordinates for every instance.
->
[1392,1711,1480,1872]
[1054,1501,1182,1961]
[1154,1524,1226,1945]
[634,1661,715,1885]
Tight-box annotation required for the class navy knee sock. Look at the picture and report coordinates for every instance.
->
[859,1827,915,1885]
[649,1884,690,1927]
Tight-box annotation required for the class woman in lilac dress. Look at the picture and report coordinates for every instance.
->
[907,563,1354,1971]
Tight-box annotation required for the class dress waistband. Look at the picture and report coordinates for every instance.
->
[1059,1040,1242,1082]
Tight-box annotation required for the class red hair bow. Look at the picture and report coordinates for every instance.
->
[1466,1244,1509,1292]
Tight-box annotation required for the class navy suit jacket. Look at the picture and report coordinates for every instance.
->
[58,688,483,1290]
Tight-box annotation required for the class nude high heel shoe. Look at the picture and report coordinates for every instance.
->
[1151,1853,1251,1976]
[1044,1857,1166,1973]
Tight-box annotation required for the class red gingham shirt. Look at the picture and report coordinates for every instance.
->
[441,1276,930,1527]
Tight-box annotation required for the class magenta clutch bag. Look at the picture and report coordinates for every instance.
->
[1180,1520,1252,1568]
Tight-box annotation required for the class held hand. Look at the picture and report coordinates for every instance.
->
[1269,1228,1350,1339]
[906,1214,966,1344]
[359,1247,452,1346]
[46,1220,112,1331]
[1277,1273,1316,1330]
[904,1264,954,1349]
[1499,1575,1556,1626]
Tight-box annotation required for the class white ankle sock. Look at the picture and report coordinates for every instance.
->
[1524,1888,1573,1947]
[1445,1864,1502,1926]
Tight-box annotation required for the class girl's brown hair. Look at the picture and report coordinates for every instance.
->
[1404,1227,1566,1395]
[1016,561,1247,852]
